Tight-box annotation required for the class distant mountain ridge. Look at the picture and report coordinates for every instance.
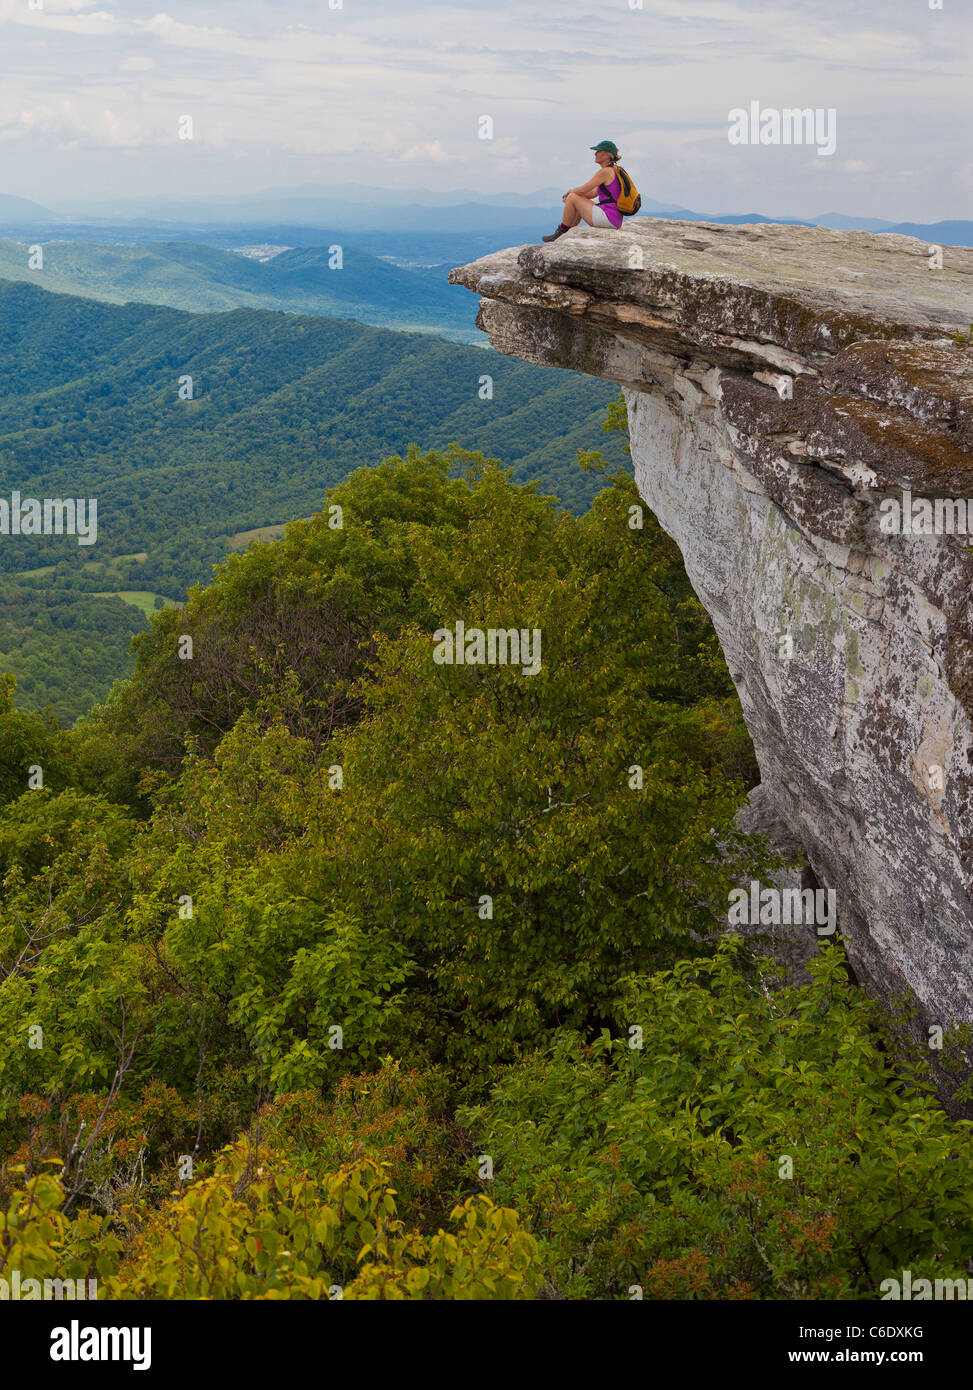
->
[0,193,59,222]
[648,209,973,246]
[2,183,966,245]
[0,237,483,342]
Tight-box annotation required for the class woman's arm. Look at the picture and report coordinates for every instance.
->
[564,169,611,198]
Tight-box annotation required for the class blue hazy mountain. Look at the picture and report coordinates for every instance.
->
[0,192,60,222]
[8,182,967,248]
[878,220,973,246]
[53,184,687,222]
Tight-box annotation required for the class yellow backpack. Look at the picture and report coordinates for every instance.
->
[612,165,642,217]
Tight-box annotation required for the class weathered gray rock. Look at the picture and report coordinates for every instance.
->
[450,219,973,1043]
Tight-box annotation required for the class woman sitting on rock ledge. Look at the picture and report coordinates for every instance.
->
[542,140,625,242]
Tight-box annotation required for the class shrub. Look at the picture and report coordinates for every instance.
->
[462,940,973,1299]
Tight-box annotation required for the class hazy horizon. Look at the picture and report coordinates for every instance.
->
[7,181,969,229]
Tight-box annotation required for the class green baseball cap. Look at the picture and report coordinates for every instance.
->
[590,140,619,157]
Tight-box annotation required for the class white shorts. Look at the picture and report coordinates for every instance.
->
[589,203,616,229]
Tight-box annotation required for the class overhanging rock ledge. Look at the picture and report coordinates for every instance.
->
[450,218,973,1045]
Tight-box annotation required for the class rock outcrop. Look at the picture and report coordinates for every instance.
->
[450,219,973,1043]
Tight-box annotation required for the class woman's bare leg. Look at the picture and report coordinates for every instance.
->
[544,191,599,241]
[562,192,598,227]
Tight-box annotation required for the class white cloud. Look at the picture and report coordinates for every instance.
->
[141,12,235,49]
[0,99,172,150]
[401,140,459,165]
[0,0,119,34]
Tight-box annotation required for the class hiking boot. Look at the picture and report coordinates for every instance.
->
[541,224,570,242]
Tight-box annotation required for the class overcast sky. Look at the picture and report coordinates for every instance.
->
[1,0,969,220]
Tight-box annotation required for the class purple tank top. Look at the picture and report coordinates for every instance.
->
[596,171,624,228]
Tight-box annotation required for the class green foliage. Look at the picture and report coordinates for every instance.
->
[0,787,139,1110]
[1,1136,541,1301]
[0,1164,122,1289]
[90,447,486,775]
[292,465,762,1077]
[103,1148,541,1301]
[1,444,968,1301]
[0,586,148,728]
[0,675,63,808]
[601,391,632,451]
[252,1061,470,1228]
[461,940,973,1299]
[60,453,761,1090]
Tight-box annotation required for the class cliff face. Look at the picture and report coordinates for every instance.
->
[450,219,973,1035]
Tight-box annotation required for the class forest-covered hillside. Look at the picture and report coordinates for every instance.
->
[0,239,481,341]
[0,279,626,723]
[2,450,970,1301]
